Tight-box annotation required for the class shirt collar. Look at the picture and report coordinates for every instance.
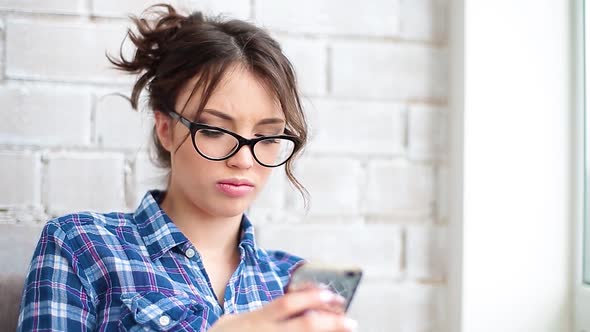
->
[238,213,259,257]
[133,190,188,261]
[134,190,259,261]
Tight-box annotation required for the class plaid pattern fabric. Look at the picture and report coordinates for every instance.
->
[17,191,303,331]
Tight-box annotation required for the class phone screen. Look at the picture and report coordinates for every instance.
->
[288,264,363,311]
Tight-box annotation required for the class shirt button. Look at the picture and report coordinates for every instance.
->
[185,248,195,258]
[159,315,171,326]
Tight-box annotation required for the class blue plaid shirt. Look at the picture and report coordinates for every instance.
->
[18,191,304,331]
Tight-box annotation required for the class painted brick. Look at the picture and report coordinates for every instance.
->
[436,164,449,222]
[95,93,154,150]
[0,19,4,81]
[408,104,447,160]
[130,153,168,208]
[400,0,449,42]
[349,282,445,332]
[255,0,400,37]
[250,166,287,209]
[6,20,132,83]
[292,157,363,216]
[44,152,126,215]
[306,98,405,156]
[331,42,448,101]
[0,206,48,224]
[91,0,251,20]
[256,224,403,279]
[399,284,447,332]
[0,84,91,146]
[278,38,327,96]
[0,224,45,275]
[364,160,434,217]
[348,282,403,332]
[246,168,288,225]
[0,151,41,207]
[406,224,447,281]
[0,0,85,14]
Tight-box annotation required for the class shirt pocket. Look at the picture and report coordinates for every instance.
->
[118,291,208,332]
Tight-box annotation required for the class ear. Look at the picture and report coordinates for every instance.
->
[154,111,174,152]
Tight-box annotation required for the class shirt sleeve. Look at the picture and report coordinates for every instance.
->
[17,221,97,331]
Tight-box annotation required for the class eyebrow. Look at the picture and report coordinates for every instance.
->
[202,109,285,126]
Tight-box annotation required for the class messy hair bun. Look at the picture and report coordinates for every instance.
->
[108,6,187,109]
[107,4,309,202]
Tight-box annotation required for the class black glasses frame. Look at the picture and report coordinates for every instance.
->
[167,111,301,168]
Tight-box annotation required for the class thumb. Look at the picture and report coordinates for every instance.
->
[260,289,344,321]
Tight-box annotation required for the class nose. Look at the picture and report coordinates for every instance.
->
[226,145,254,169]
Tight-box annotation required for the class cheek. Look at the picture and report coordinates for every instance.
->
[172,136,205,173]
[255,166,273,185]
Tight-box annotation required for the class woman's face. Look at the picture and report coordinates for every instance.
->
[158,65,285,218]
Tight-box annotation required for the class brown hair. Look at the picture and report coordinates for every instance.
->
[107,4,308,203]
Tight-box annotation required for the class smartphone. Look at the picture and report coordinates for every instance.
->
[286,263,363,311]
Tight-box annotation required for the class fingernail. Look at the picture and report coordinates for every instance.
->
[344,318,358,330]
[319,290,335,302]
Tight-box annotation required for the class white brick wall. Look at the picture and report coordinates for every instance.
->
[94,93,153,150]
[91,0,251,20]
[0,1,85,14]
[293,157,364,216]
[255,0,400,37]
[347,282,446,332]
[347,282,405,331]
[305,98,406,156]
[0,151,41,206]
[130,152,168,208]
[6,20,131,83]
[400,0,448,42]
[364,160,435,217]
[331,42,448,100]
[257,223,403,280]
[0,1,450,331]
[279,38,328,96]
[408,103,447,160]
[44,152,126,215]
[406,224,447,281]
[0,18,4,81]
[0,83,92,146]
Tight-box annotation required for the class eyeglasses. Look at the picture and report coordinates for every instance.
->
[167,111,300,168]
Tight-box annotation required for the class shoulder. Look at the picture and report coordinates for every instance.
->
[41,211,142,257]
[257,248,306,276]
[246,248,305,294]
[46,211,135,240]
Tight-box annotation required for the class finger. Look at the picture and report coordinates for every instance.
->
[282,311,358,332]
[286,289,346,316]
[288,281,332,293]
[287,281,316,292]
[262,289,346,321]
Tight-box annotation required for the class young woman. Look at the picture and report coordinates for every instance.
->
[17,4,357,332]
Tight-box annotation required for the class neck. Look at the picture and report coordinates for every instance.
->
[159,186,242,260]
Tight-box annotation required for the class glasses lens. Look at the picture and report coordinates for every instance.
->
[253,137,296,166]
[194,128,239,159]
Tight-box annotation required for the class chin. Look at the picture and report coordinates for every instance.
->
[213,208,248,219]
[209,199,251,218]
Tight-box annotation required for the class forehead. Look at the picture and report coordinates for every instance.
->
[175,64,283,121]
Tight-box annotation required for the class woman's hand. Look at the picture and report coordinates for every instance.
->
[209,288,358,332]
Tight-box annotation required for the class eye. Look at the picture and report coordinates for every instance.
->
[260,138,281,144]
[255,131,283,138]
[199,129,224,138]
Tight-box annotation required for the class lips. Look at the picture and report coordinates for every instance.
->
[216,178,255,198]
